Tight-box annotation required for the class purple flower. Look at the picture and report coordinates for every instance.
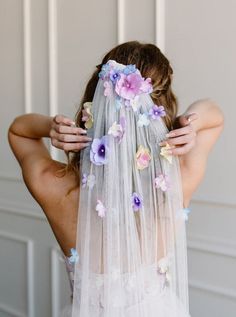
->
[82,173,96,189]
[115,73,143,100]
[132,192,143,212]
[140,77,153,94]
[110,69,121,83]
[149,105,166,120]
[90,136,109,165]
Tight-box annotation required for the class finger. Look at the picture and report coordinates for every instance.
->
[54,132,92,143]
[179,112,198,127]
[55,125,87,135]
[160,132,195,146]
[54,114,75,126]
[166,124,194,138]
[169,141,195,156]
[52,139,90,151]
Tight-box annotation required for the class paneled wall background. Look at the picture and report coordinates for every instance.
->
[0,0,235,316]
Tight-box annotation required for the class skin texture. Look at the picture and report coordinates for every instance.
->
[7,98,224,257]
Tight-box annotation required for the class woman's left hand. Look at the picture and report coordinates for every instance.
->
[159,113,198,155]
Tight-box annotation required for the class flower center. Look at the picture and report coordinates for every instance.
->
[134,197,140,206]
[98,144,105,158]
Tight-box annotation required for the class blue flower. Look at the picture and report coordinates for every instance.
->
[110,69,121,83]
[123,64,137,75]
[183,208,191,221]
[68,248,79,264]
[98,63,111,79]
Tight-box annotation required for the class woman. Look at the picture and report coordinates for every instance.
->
[8,41,224,316]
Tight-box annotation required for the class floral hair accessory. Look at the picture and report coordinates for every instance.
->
[132,192,143,212]
[90,136,109,165]
[68,248,79,264]
[182,207,191,221]
[137,113,150,127]
[96,200,106,218]
[82,102,93,129]
[136,145,151,170]
[98,60,153,110]
[154,173,170,192]
[160,143,173,164]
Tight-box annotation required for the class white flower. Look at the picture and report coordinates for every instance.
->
[96,200,106,218]
[137,113,150,127]
[130,95,140,112]
[154,173,170,192]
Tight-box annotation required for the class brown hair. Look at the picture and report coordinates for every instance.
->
[58,41,178,195]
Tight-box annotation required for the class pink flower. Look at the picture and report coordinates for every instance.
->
[140,77,153,94]
[115,73,143,100]
[136,145,151,170]
[154,173,170,191]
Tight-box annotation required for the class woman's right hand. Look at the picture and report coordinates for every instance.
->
[49,114,92,152]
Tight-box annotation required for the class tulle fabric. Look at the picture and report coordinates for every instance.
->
[70,60,191,316]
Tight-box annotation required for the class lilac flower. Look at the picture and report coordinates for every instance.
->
[82,173,96,189]
[96,200,106,217]
[123,64,137,75]
[149,105,166,120]
[140,77,153,94]
[82,173,88,188]
[132,192,143,212]
[110,69,121,83]
[115,73,143,100]
[68,248,79,264]
[90,136,109,165]
[154,173,170,192]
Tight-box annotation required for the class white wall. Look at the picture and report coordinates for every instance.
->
[0,0,235,316]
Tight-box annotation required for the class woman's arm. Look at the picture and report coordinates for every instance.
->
[163,98,224,207]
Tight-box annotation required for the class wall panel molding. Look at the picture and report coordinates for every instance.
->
[0,197,46,221]
[189,279,236,301]
[48,0,59,160]
[23,0,32,114]
[0,231,35,317]
[117,0,125,44]
[187,233,236,259]
[51,247,61,317]
[191,198,236,210]
[155,0,165,52]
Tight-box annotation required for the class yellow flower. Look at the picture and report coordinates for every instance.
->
[160,143,172,164]
[136,145,151,170]
[82,102,93,129]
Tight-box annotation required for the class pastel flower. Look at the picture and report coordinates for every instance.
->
[115,73,143,100]
[149,105,166,120]
[132,192,143,212]
[96,199,106,217]
[182,207,191,221]
[157,256,171,288]
[110,69,121,83]
[82,173,96,189]
[137,113,150,127]
[82,173,88,188]
[82,102,93,129]
[98,63,111,80]
[136,145,151,170]
[140,77,153,94]
[68,248,79,264]
[130,95,140,112]
[90,136,109,165]
[104,81,113,97]
[108,116,126,143]
[123,64,137,75]
[115,96,122,110]
[160,143,172,164]
[154,173,170,192]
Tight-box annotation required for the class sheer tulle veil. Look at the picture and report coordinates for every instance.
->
[71,60,190,316]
